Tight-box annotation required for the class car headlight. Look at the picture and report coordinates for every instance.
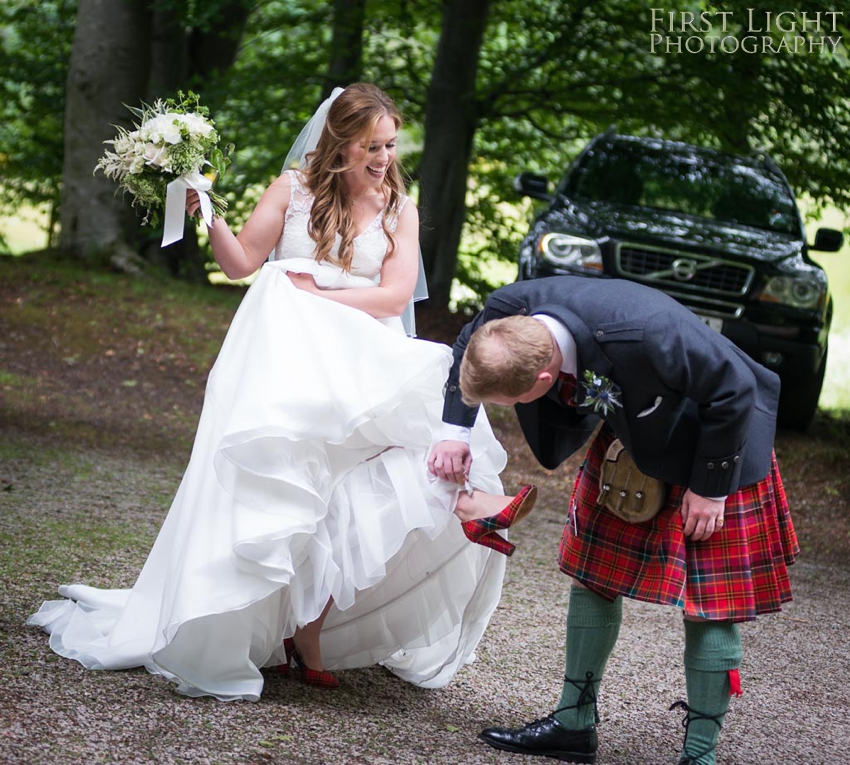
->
[538,233,603,271]
[759,275,824,310]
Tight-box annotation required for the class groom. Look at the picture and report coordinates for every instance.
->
[428,275,795,764]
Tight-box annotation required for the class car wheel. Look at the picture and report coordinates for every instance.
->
[777,346,827,432]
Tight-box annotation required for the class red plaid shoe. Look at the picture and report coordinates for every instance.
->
[280,636,340,689]
[461,485,538,557]
[298,662,340,690]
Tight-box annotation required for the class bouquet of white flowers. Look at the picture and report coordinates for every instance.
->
[96,91,233,246]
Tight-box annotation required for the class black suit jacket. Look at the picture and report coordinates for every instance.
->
[442,276,780,497]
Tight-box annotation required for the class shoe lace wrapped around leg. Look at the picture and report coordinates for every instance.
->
[553,671,601,725]
[669,699,723,764]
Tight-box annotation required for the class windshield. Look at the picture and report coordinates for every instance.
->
[563,141,799,235]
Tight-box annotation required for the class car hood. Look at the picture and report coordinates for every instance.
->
[544,198,803,263]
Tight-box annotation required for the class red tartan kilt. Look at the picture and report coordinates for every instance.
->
[558,427,799,622]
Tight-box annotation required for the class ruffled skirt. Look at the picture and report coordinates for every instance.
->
[29,262,508,699]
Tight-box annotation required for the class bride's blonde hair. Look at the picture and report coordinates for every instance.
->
[303,83,407,271]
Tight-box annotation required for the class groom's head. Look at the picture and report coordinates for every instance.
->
[460,316,560,406]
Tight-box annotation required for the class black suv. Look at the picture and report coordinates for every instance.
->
[515,130,844,430]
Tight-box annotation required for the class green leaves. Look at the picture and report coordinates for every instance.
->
[2,0,848,291]
[208,142,235,182]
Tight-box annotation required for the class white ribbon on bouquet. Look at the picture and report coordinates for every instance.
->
[161,171,214,247]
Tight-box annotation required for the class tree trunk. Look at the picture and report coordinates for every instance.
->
[417,0,492,307]
[324,0,366,97]
[142,1,251,282]
[60,0,151,264]
[148,5,188,99]
[718,7,765,153]
[188,2,251,84]
[141,4,200,278]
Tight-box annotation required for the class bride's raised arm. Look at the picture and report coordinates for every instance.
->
[187,173,293,280]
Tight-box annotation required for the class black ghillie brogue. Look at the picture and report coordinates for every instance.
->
[479,672,601,763]
[479,716,598,763]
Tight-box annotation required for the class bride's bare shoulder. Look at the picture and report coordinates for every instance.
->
[270,170,296,190]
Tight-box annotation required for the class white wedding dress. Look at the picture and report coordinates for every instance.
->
[28,171,508,701]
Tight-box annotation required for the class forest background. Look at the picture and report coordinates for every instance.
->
[2,5,850,762]
[1,0,850,405]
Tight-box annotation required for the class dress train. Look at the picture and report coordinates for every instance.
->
[29,262,508,700]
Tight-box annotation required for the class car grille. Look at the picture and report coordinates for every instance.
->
[615,243,754,318]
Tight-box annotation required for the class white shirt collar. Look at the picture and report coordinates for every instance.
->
[532,313,577,376]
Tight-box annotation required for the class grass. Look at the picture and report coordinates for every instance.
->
[0,203,51,254]
[8,255,241,363]
[0,442,165,587]
[0,251,246,462]
[812,248,850,408]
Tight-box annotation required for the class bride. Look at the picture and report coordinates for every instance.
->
[29,83,536,701]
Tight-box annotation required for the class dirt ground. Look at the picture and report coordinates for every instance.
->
[2,253,850,765]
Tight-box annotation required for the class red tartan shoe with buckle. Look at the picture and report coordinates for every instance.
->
[461,485,538,557]
[297,662,340,689]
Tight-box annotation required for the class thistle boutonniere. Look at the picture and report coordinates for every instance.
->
[581,370,622,416]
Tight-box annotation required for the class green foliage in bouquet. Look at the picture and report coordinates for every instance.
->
[96,91,234,226]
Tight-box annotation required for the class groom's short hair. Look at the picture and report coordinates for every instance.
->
[460,316,553,405]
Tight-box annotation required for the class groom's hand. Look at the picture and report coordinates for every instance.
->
[428,440,471,485]
[680,489,726,541]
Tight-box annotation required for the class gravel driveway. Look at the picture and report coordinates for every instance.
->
[2,424,848,765]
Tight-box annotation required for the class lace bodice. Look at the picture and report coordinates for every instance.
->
[272,170,408,282]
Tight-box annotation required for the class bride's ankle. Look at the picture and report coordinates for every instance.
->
[454,490,508,522]
[292,635,324,671]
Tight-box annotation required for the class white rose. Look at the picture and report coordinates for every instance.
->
[144,143,171,168]
[175,112,214,138]
[142,113,185,145]
[127,154,147,174]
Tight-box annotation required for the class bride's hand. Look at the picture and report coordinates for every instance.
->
[288,272,319,293]
[185,189,201,217]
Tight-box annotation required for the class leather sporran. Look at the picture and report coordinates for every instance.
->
[598,439,667,523]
